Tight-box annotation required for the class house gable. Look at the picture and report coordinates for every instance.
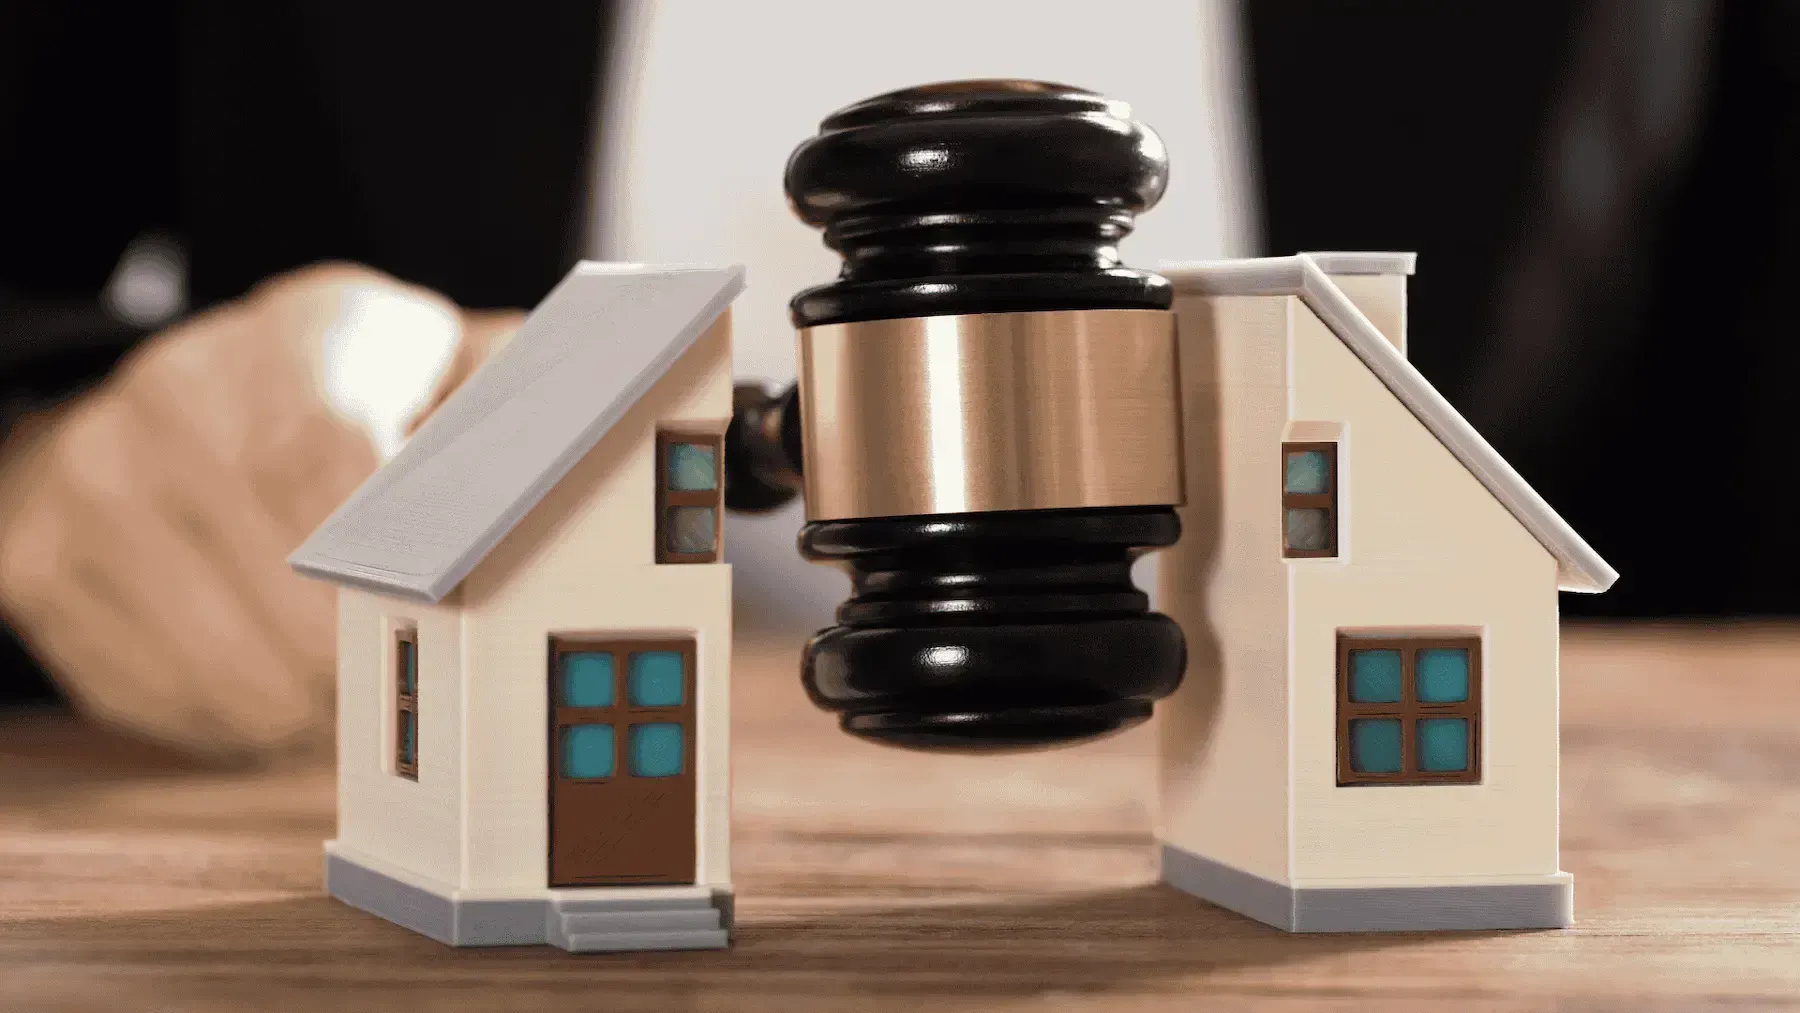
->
[1288,302,1557,578]
[1160,254,1616,594]
[289,263,745,603]
[1285,299,1563,881]
[459,313,731,610]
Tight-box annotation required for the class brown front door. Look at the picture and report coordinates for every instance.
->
[547,637,697,886]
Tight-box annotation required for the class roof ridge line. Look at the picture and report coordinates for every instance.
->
[1157,254,1617,593]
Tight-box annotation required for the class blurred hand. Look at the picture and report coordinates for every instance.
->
[0,263,517,760]
[403,309,525,439]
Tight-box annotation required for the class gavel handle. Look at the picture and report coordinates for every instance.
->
[723,381,805,513]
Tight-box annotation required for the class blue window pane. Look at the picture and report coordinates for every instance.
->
[1417,649,1470,703]
[1348,649,1403,703]
[563,724,615,778]
[562,652,616,707]
[667,506,716,555]
[667,442,718,491]
[629,723,684,778]
[1350,718,1402,774]
[1285,449,1331,494]
[400,712,416,766]
[1286,508,1331,552]
[628,651,685,707]
[1418,718,1469,772]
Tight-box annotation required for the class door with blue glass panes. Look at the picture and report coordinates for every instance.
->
[548,637,696,885]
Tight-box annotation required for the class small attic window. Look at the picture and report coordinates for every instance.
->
[1283,442,1337,558]
[656,430,723,564]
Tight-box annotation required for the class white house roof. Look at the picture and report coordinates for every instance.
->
[290,262,745,603]
[1306,251,1417,276]
[1160,253,1617,594]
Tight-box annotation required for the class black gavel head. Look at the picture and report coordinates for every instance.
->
[782,80,1187,752]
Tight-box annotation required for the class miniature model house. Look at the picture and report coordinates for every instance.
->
[290,263,744,952]
[1154,252,1616,933]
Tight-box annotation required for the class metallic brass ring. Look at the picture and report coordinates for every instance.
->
[796,308,1184,521]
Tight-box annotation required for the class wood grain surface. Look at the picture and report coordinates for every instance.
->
[2,620,1798,1012]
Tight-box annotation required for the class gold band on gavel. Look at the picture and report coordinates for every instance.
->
[796,308,1185,522]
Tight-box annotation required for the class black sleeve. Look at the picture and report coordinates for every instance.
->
[1,293,147,434]
[1,2,168,434]
[0,3,184,705]
[1245,0,1800,617]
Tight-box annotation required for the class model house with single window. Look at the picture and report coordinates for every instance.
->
[1152,252,1617,933]
[289,262,744,953]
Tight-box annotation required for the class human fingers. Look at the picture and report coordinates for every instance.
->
[462,308,526,362]
[122,364,352,689]
[115,302,363,689]
[0,396,309,754]
[251,404,380,552]
[29,558,258,757]
[51,391,321,750]
[0,404,74,627]
[0,434,194,728]
[406,307,527,435]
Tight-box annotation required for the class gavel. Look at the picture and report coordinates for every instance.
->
[725,80,1187,753]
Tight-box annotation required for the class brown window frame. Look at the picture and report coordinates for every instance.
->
[1336,634,1482,786]
[395,627,418,780]
[1282,441,1338,558]
[655,430,724,565]
[548,638,698,783]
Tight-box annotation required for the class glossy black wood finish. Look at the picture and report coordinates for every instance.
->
[723,381,804,514]
[760,80,1186,751]
[783,79,1173,327]
[800,508,1185,751]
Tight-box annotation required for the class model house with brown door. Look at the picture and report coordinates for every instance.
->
[1153,252,1617,933]
[290,262,743,953]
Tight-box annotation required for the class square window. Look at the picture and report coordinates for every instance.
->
[1338,635,1480,785]
[562,724,616,779]
[629,723,684,777]
[1348,649,1403,703]
[1349,719,1402,774]
[666,442,718,491]
[1417,718,1469,772]
[666,506,716,555]
[561,652,616,707]
[1284,449,1331,494]
[1285,508,1331,552]
[1416,648,1470,703]
[628,651,684,707]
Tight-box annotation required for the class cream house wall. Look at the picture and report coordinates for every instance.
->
[332,584,465,890]
[456,313,734,895]
[1157,293,1295,883]
[1287,303,1563,886]
[1323,273,1407,355]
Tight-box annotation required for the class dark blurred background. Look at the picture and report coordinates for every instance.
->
[2,0,1794,717]
[1247,0,1798,618]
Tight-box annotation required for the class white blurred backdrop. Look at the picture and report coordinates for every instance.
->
[588,0,1259,628]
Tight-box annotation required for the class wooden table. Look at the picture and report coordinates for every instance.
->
[2,621,1798,1012]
